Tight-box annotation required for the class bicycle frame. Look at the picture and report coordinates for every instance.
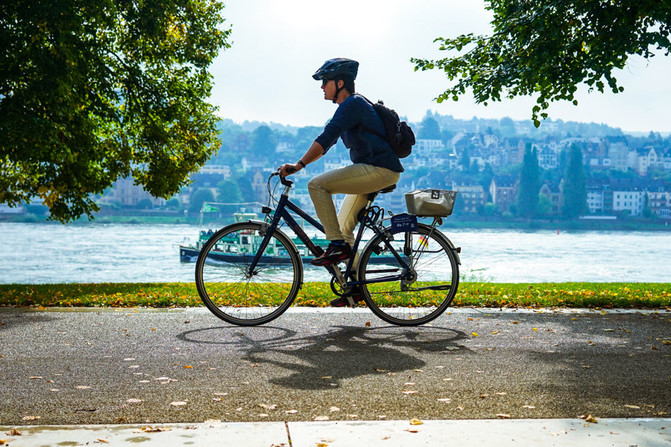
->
[246,174,412,290]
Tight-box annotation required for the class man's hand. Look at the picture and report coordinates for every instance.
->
[278,163,301,177]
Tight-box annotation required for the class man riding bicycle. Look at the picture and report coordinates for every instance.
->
[279,58,403,306]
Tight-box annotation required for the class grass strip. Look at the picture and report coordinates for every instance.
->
[0,282,669,309]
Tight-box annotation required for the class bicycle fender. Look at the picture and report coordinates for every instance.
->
[416,223,462,265]
[439,234,462,265]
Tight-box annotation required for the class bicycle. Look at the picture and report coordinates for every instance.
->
[195,171,461,326]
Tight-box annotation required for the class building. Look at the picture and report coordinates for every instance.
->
[489,175,517,213]
[539,181,562,215]
[103,176,165,208]
[453,182,486,214]
[610,178,648,217]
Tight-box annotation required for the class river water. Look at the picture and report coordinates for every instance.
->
[1,222,670,284]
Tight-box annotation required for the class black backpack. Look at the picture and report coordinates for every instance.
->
[360,96,415,158]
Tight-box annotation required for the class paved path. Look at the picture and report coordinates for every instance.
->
[1,307,669,425]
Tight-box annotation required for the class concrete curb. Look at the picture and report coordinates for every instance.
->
[2,418,670,446]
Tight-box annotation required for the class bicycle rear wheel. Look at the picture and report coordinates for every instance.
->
[358,224,459,326]
[195,222,302,326]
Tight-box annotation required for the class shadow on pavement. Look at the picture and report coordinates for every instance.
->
[178,324,470,390]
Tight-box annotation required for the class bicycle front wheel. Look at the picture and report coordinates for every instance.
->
[358,224,459,326]
[195,222,302,326]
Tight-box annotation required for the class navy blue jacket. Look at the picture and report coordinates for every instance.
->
[315,94,404,173]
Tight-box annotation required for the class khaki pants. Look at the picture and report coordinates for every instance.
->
[308,164,400,246]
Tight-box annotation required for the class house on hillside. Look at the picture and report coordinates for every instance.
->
[586,178,610,215]
[606,139,631,172]
[453,182,486,214]
[610,178,647,217]
[103,176,166,208]
[634,146,663,176]
[539,181,562,215]
[489,175,517,214]
[538,147,559,169]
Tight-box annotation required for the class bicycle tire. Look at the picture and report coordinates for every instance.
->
[195,222,303,326]
[357,223,459,326]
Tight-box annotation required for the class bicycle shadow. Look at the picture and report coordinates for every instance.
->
[178,324,470,390]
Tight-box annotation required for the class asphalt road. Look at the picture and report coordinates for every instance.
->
[1,307,669,426]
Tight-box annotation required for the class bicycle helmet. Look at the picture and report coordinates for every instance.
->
[313,58,359,103]
[312,58,359,82]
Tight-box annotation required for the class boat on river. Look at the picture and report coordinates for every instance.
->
[179,212,392,265]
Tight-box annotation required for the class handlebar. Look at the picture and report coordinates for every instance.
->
[272,170,294,187]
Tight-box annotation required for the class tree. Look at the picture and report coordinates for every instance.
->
[561,144,588,218]
[459,147,471,172]
[418,116,442,139]
[250,125,278,157]
[188,188,215,214]
[216,179,243,204]
[412,1,671,127]
[517,144,541,218]
[0,0,231,222]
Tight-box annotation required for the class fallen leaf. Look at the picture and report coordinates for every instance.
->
[141,426,171,433]
[22,416,40,421]
[259,404,277,410]
[285,410,298,414]
[183,365,193,369]
[314,416,329,421]
[580,413,598,423]
[437,398,451,403]
[170,401,187,407]
[7,429,21,436]
[471,332,479,337]
[496,414,511,419]
[126,398,143,404]
[329,406,340,413]
[624,405,641,409]
[409,418,423,425]
[374,368,389,373]
[97,439,109,443]
[403,390,418,395]
[75,386,91,390]
[523,405,536,409]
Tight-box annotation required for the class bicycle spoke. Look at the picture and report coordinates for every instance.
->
[359,224,459,326]
[195,223,302,325]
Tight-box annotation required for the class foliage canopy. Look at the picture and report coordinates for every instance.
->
[412,1,671,127]
[0,0,231,222]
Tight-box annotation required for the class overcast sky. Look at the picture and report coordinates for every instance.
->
[210,0,671,134]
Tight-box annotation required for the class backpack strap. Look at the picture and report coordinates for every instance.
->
[355,94,387,140]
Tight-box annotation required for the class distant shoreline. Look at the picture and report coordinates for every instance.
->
[2,213,670,232]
